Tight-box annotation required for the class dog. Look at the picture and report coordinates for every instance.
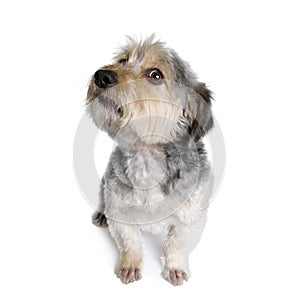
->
[86,35,214,286]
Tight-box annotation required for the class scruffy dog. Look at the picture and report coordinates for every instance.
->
[86,36,214,286]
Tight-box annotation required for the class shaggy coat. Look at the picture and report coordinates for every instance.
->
[86,36,214,286]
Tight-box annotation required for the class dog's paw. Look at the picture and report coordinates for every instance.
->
[92,211,108,227]
[162,268,188,286]
[116,267,142,284]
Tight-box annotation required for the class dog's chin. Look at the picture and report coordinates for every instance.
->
[113,114,180,148]
[112,99,183,147]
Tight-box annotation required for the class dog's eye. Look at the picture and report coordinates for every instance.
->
[118,58,128,65]
[146,68,164,85]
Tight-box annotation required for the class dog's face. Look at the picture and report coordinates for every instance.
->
[86,36,213,147]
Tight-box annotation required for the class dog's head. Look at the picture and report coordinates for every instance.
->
[86,36,213,147]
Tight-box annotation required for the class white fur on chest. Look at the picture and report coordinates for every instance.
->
[126,148,165,205]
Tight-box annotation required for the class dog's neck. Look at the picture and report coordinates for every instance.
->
[117,132,194,154]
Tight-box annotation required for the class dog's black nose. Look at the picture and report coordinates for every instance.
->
[94,70,118,88]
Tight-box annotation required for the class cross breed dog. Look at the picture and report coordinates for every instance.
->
[86,36,214,286]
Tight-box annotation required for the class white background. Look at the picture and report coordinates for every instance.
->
[0,0,299,301]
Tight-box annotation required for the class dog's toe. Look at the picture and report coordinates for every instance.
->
[92,211,108,227]
[163,268,188,286]
[117,267,142,284]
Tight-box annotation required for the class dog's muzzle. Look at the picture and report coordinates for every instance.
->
[94,69,118,88]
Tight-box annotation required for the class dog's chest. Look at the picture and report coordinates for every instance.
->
[126,148,166,204]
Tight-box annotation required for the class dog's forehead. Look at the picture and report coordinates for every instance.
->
[116,40,170,66]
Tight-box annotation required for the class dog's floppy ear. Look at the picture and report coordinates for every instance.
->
[188,82,214,141]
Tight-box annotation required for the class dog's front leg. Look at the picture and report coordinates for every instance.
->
[108,220,143,284]
[161,216,206,286]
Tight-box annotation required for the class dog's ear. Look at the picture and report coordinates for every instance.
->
[187,82,214,141]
